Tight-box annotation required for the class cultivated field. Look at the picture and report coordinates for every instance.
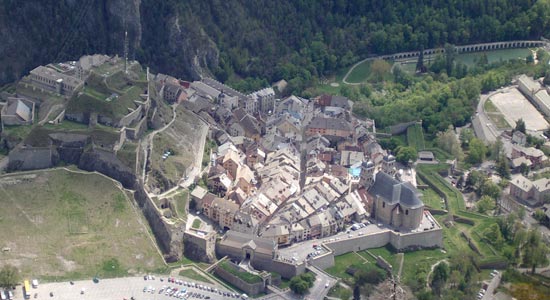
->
[0,169,165,280]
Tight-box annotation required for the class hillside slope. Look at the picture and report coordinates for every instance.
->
[1,0,549,87]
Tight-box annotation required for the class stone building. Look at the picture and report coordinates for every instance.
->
[217,231,277,271]
[29,66,83,96]
[369,172,424,230]
[509,174,550,205]
[249,87,275,115]
[306,117,352,139]
[1,98,34,126]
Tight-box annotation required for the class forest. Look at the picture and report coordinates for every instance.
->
[139,0,550,92]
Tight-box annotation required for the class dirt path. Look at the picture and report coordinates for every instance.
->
[425,259,448,288]
[397,252,404,281]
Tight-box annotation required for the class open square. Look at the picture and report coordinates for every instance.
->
[489,87,549,132]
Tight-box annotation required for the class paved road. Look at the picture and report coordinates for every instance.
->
[304,266,337,300]
[24,276,240,300]
[472,91,501,144]
[481,272,501,300]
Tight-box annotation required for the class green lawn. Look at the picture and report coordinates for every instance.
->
[179,268,211,283]
[407,123,426,151]
[325,248,392,281]
[0,169,165,280]
[346,60,373,83]
[192,219,202,229]
[219,260,262,284]
[327,284,352,300]
[172,190,189,219]
[421,188,445,209]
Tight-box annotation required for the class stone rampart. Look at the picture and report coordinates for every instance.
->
[309,250,335,270]
[214,263,266,296]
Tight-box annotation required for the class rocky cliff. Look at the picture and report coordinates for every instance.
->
[0,0,218,85]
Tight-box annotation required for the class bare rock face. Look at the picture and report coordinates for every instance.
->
[166,14,219,80]
[0,0,142,84]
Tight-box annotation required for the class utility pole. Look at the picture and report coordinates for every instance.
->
[124,30,129,74]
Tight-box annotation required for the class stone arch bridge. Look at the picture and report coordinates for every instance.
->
[382,40,547,61]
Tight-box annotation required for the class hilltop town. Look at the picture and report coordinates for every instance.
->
[1,42,550,300]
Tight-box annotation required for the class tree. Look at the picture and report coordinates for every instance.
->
[483,223,504,247]
[289,273,315,295]
[396,146,418,165]
[444,44,456,75]
[354,268,386,286]
[459,128,474,149]
[370,59,391,82]
[431,262,449,296]
[476,195,496,214]
[515,118,526,134]
[519,163,530,176]
[416,48,425,73]
[437,126,464,160]
[0,265,20,289]
[544,70,550,86]
[496,154,511,179]
[480,179,501,200]
[467,138,486,164]
[521,230,549,274]
[526,54,534,64]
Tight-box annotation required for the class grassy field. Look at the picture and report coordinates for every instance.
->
[0,169,165,280]
[179,268,211,283]
[172,190,189,219]
[219,261,262,284]
[421,188,445,209]
[407,123,425,151]
[192,219,202,229]
[345,59,394,84]
[67,68,146,121]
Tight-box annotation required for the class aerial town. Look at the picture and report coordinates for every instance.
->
[1,37,550,300]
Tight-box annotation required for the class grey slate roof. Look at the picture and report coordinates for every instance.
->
[369,172,423,209]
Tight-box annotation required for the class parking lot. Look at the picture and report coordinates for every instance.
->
[18,276,244,300]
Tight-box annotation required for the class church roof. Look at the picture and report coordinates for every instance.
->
[369,172,423,209]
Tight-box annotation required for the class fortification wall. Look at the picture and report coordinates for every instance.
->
[389,229,443,250]
[183,230,216,263]
[213,264,265,296]
[135,186,183,262]
[309,251,335,270]
[325,231,391,256]
[119,104,143,128]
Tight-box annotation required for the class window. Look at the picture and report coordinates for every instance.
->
[382,202,385,208]
[405,210,409,215]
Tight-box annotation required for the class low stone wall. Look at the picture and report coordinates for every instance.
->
[214,263,266,296]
